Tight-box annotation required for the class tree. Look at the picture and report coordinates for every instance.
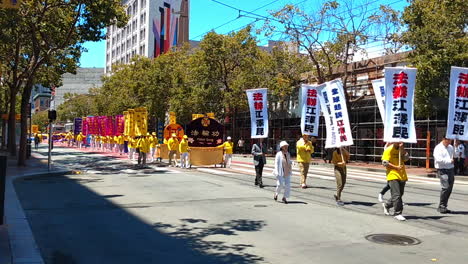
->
[401,0,468,117]
[0,0,127,165]
[56,93,98,122]
[31,110,49,132]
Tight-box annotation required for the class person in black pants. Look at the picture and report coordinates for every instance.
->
[252,138,266,188]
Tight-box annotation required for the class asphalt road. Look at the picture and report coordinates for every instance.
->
[13,146,468,264]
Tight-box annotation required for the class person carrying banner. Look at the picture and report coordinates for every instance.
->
[149,132,158,162]
[454,140,465,175]
[433,137,455,214]
[378,143,392,202]
[381,142,409,221]
[273,141,292,204]
[218,136,234,168]
[252,138,266,188]
[167,133,179,167]
[332,147,350,206]
[179,135,190,169]
[296,134,314,189]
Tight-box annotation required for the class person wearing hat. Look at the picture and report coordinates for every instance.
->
[332,147,350,206]
[296,134,314,188]
[273,141,292,204]
[149,132,158,163]
[167,133,180,167]
[218,136,234,168]
[179,135,190,168]
[137,134,150,167]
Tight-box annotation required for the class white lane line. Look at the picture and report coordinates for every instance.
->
[197,168,234,175]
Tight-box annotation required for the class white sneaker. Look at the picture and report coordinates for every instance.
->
[378,194,384,203]
[382,203,390,215]
[394,214,406,221]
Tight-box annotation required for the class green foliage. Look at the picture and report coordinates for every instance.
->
[31,110,49,132]
[56,93,98,122]
[401,0,468,117]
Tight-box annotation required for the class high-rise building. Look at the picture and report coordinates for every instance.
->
[105,0,189,73]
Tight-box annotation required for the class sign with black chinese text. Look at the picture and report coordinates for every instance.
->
[186,117,224,147]
[446,66,468,140]
[372,78,386,122]
[300,84,321,136]
[246,88,269,139]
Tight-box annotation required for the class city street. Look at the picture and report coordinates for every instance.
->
[12,146,468,264]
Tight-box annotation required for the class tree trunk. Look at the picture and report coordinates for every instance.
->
[18,84,32,166]
[7,89,17,156]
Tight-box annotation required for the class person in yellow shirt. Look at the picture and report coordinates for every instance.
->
[179,135,190,168]
[76,132,84,149]
[381,142,409,221]
[116,134,125,155]
[137,135,150,167]
[331,147,350,206]
[296,134,314,188]
[65,131,74,147]
[167,133,179,167]
[218,136,234,168]
[128,136,136,160]
[149,132,158,163]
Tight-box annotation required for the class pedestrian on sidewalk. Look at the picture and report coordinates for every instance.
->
[296,134,314,189]
[238,137,245,154]
[454,140,465,175]
[179,135,190,168]
[218,136,234,168]
[252,138,266,188]
[381,142,409,221]
[168,133,179,167]
[34,133,41,150]
[433,137,455,214]
[273,141,292,204]
[332,147,350,206]
[378,143,392,202]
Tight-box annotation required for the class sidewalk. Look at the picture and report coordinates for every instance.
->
[1,148,70,264]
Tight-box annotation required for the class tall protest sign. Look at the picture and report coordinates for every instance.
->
[383,67,417,143]
[372,78,386,122]
[317,80,353,148]
[300,84,321,136]
[446,66,468,140]
[73,118,82,135]
[246,88,269,139]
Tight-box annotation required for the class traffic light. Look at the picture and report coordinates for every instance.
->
[0,0,20,9]
[48,110,57,121]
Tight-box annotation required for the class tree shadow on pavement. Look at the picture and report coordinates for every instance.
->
[14,173,266,264]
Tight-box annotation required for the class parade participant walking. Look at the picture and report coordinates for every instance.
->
[237,137,245,154]
[167,133,179,167]
[273,141,292,204]
[128,136,137,161]
[454,140,465,175]
[332,147,350,206]
[381,142,409,221]
[34,133,41,150]
[137,135,150,168]
[434,137,455,214]
[117,134,125,155]
[251,138,266,188]
[378,143,392,202]
[179,135,190,168]
[65,131,73,147]
[218,136,234,168]
[296,134,314,189]
[149,132,158,162]
[76,132,84,149]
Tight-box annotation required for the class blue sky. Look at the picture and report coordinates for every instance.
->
[79,0,408,68]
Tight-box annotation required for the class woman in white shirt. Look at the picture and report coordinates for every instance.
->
[273,141,292,204]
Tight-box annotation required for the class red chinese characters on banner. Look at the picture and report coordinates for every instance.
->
[253,92,265,136]
[391,72,410,139]
[453,72,468,136]
[304,88,318,134]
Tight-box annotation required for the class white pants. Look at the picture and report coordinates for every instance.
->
[78,142,83,149]
[224,154,232,168]
[275,176,291,199]
[150,147,156,161]
[129,148,136,160]
[180,152,189,168]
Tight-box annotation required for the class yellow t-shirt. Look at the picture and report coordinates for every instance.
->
[150,136,158,148]
[331,149,350,168]
[179,139,189,153]
[128,138,136,148]
[218,141,234,154]
[137,138,150,153]
[296,139,314,163]
[167,138,179,151]
[382,145,408,181]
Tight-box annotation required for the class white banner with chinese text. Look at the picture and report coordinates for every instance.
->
[246,88,269,139]
[317,80,354,148]
[372,78,386,122]
[446,66,468,140]
[383,67,417,143]
[300,84,321,136]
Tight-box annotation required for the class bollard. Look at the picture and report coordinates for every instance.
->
[0,155,6,225]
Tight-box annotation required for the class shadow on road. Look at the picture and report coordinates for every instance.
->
[14,172,266,264]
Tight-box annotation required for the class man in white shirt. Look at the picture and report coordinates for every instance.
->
[454,140,465,175]
[433,137,455,214]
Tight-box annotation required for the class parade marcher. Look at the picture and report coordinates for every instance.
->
[332,147,350,206]
[179,135,190,168]
[454,140,465,175]
[65,131,74,147]
[149,132,158,162]
[117,134,125,155]
[378,143,392,202]
[381,142,409,221]
[128,136,137,161]
[137,135,150,167]
[237,137,245,154]
[76,132,84,149]
[296,134,314,189]
[167,133,179,167]
[433,137,455,214]
[273,141,292,204]
[251,138,266,188]
[218,136,234,168]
